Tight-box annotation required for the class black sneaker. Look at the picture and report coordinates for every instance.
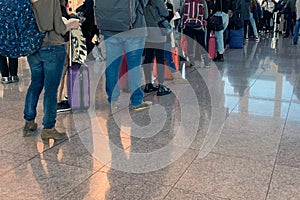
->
[57,100,71,113]
[157,84,171,96]
[144,83,158,93]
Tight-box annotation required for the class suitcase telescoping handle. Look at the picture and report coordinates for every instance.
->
[69,31,72,67]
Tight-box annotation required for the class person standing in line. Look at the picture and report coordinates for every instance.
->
[284,0,296,38]
[164,0,188,83]
[0,56,19,84]
[94,0,152,110]
[245,0,260,42]
[293,0,300,44]
[143,0,172,96]
[213,0,230,62]
[57,0,72,113]
[23,0,80,144]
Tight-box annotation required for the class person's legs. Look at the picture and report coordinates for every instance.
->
[153,43,165,85]
[24,52,45,122]
[249,12,259,41]
[42,45,66,129]
[8,57,18,76]
[104,36,123,103]
[164,42,176,73]
[143,45,155,84]
[183,26,196,63]
[214,11,229,61]
[0,55,8,76]
[244,20,250,39]
[58,41,70,103]
[293,18,300,44]
[195,29,209,67]
[123,37,147,106]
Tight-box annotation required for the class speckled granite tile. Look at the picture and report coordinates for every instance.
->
[0,157,95,200]
[165,188,229,200]
[175,153,273,200]
[267,165,300,200]
[62,171,171,200]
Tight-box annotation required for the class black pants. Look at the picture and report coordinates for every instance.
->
[183,26,209,65]
[143,42,165,84]
[0,55,18,77]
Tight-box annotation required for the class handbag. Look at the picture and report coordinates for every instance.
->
[229,12,243,30]
[158,18,172,35]
[208,15,224,31]
[207,0,224,31]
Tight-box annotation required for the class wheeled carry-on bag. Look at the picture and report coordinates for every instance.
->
[230,28,244,49]
[208,31,216,59]
[67,29,90,110]
[68,64,90,110]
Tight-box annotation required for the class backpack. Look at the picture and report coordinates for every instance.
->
[0,0,45,58]
[182,0,207,28]
[94,0,131,32]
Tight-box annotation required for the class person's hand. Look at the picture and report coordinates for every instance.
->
[66,18,81,30]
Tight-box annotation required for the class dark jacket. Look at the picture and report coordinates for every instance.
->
[95,0,148,37]
[144,0,169,42]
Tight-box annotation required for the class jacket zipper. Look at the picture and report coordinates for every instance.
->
[130,0,133,29]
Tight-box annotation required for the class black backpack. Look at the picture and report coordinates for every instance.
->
[94,0,132,32]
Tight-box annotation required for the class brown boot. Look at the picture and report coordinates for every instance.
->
[41,128,67,144]
[172,71,188,84]
[23,120,38,137]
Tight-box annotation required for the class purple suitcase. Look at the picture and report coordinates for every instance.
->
[67,64,90,110]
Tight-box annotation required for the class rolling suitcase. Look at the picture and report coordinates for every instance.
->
[67,29,90,110]
[208,31,216,59]
[230,28,244,49]
[68,64,90,110]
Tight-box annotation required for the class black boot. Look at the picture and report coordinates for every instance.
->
[213,52,224,62]
[157,84,172,96]
[144,83,158,93]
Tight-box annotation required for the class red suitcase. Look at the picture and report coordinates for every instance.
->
[208,31,216,59]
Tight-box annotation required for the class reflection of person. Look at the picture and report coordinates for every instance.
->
[95,0,152,111]
[23,0,80,143]
[228,42,259,96]
[181,0,210,67]
[0,56,19,84]
[164,0,188,83]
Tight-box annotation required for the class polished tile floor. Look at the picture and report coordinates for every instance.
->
[1,33,300,200]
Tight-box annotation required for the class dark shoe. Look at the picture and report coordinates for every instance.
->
[57,100,71,113]
[41,128,67,144]
[130,101,152,111]
[284,34,290,38]
[157,84,171,96]
[11,76,19,83]
[1,77,11,84]
[213,53,224,62]
[23,120,38,137]
[294,41,297,45]
[144,83,158,93]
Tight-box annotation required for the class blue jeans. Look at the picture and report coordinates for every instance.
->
[104,36,145,107]
[24,44,66,129]
[293,18,300,43]
[214,11,229,53]
[164,42,176,73]
[248,12,258,37]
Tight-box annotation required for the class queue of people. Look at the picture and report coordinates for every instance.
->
[1,0,300,144]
